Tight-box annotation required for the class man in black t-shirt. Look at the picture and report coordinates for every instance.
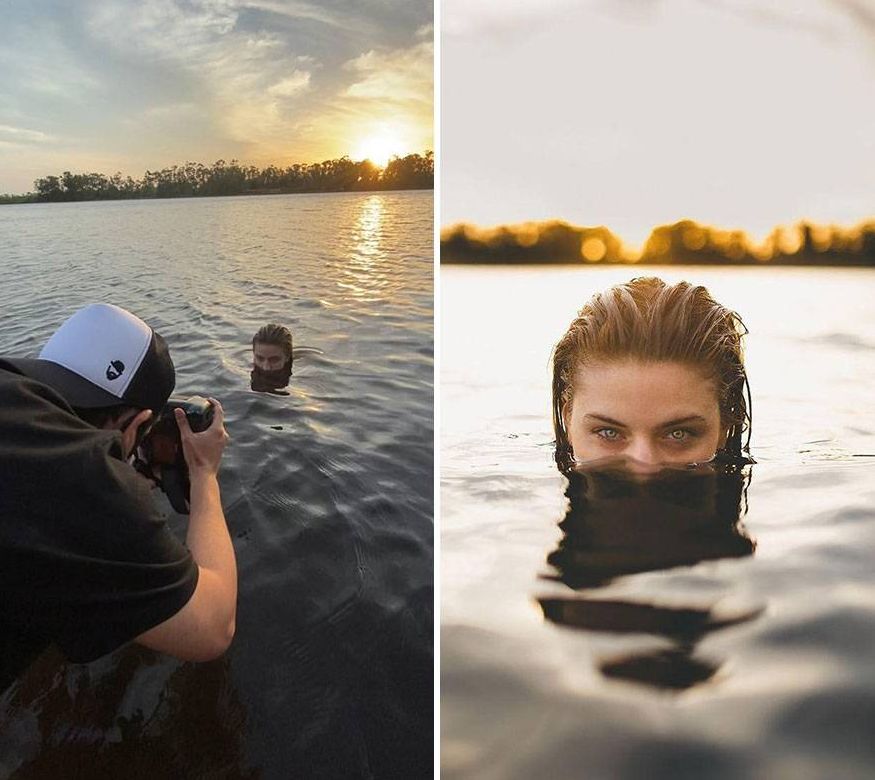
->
[0,303,237,692]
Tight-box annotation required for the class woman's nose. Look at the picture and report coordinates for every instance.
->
[625,437,661,472]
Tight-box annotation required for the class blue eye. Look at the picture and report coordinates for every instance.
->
[595,428,621,441]
[666,429,699,442]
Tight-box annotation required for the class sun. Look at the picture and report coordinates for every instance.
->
[353,132,406,168]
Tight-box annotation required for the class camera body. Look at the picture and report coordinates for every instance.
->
[137,395,213,514]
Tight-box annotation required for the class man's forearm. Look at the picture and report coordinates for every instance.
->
[134,402,235,660]
[134,472,237,660]
[187,473,237,620]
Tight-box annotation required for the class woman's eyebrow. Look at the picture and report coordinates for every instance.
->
[660,415,708,428]
[584,413,708,428]
[584,413,627,427]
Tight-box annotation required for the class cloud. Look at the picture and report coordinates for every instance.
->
[239,0,361,31]
[281,35,434,162]
[344,40,433,103]
[138,101,199,119]
[84,0,320,147]
[442,0,581,36]
[830,0,875,37]
[697,0,844,42]
[267,69,311,96]
[0,125,55,145]
[0,0,433,189]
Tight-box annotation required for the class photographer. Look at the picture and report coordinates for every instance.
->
[0,303,237,691]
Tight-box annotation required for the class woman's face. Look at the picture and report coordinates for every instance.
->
[564,359,724,469]
[253,342,289,371]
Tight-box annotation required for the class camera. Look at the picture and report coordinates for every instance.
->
[135,395,214,514]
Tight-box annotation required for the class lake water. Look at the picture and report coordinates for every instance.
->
[441,266,875,780]
[0,191,434,779]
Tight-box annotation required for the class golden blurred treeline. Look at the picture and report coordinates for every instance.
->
[441,218,875,266]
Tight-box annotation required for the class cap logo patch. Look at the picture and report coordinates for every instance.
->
[106,360,125,381]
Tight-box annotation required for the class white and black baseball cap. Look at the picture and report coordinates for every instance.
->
[6,303,175,413]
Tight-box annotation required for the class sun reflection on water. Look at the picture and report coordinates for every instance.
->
[337,195,398,303]
[357,194,384,254]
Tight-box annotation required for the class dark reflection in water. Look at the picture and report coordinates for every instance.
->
[538,463,762,691]
[249,347,324,394]
[2,648,253,779]
[250,364,292,393]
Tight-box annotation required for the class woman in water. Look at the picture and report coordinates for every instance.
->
[251,323,294,393]
[552,276,752,473]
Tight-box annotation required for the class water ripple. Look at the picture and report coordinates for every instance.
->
[0,191,434,779]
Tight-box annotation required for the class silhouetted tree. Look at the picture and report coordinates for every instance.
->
[19,151,433,205]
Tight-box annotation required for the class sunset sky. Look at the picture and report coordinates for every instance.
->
[0,0,433,193]
[442,0,875,247]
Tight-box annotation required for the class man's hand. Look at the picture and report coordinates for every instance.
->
[174,398,229,478]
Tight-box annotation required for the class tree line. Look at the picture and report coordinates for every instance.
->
[0,152,433,204]
[441,218,875,267]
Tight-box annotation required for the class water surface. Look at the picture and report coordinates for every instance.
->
[0,191,434,779]
[442,265,875,780]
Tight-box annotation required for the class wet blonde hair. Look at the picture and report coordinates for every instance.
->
[551,277,751,472]
[252,323,293,362]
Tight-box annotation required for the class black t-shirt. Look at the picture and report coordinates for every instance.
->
[0,361,199,691]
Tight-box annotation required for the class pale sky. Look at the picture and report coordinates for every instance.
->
[442,0,875,246]
[0,0,433,193]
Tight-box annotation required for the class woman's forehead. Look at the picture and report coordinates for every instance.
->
[572,359,719,416]
[253,342,287,356]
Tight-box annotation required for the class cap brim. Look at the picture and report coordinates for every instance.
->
[5,358,122,408]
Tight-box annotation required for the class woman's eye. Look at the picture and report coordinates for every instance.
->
[595,428,621,441]
[667,429,692,442]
